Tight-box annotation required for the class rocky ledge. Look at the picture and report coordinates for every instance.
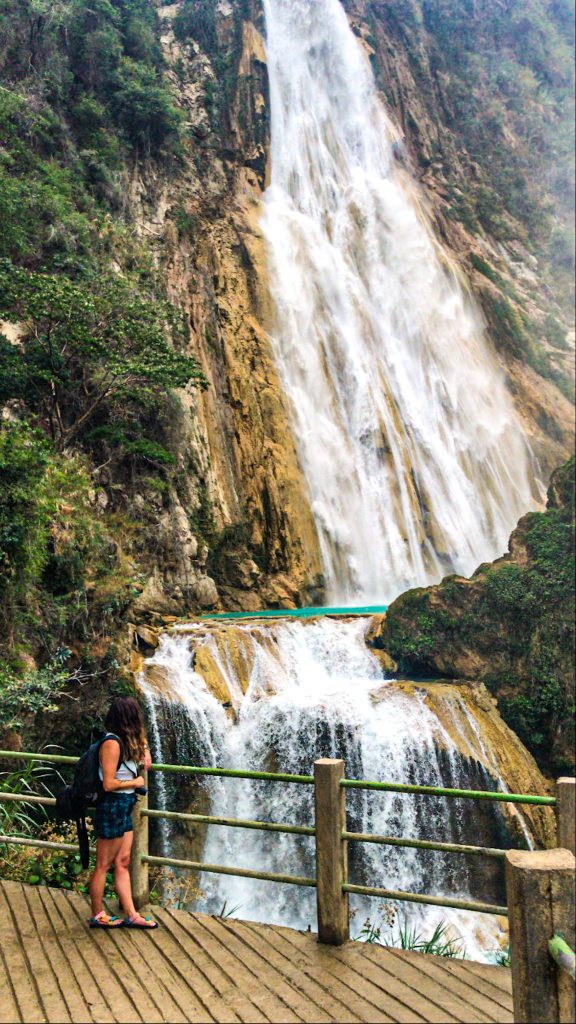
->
[370,457,575,777]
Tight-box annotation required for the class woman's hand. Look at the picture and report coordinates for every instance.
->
[133,775,145,789]
[143,750,152,771]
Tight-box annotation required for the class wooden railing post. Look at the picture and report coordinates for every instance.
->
[556,778,575,855]
[314,758,349,945]
[130,770,149,909]
[506,848,575,1023]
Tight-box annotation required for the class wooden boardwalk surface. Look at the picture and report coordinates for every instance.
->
[0,879,513,1023]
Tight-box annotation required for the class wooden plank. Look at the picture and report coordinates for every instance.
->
[367,947,479,1023]
[150,907,244,1023]
[302,944,428,1024]
[433,960,512,1013]
[234,919,344,1022]
[95,906,202,1024]
[452,961,513,1003]
[344,944,458,1023]
[244,920,377,1023]
[0,911,21,1024]
[402,955,511,1022]
[8,883,72,1023]
[384,948,499,1023]
[193,914,289,1023]
[169,909,294,1024]
[199,915,305,1023]
[361,946,466,1023]
[0,883,46,1023]
[41,886,128,1024]
[25,885,95,1023]
[254,924,396,1023]
[63,893,173,1024]
[171,912,269,1023]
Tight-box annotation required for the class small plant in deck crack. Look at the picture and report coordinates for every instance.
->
[354,906,467,959]
[215,900,244,920]
[490,944,511,968]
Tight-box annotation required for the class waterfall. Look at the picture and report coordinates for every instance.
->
[137,0,550,965]
[139,618,544,961]
[261,0,538,603]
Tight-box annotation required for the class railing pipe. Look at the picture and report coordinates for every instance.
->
[0,792,56,807]
[342,882,507,916]
[342,830,507,858]
[149,763,314,784]
[341,777,556,806]
[0,834,93,853]
[142,854,317,888]
[142,808,315,836]
[0,750,78,765]
[549,935,576,981]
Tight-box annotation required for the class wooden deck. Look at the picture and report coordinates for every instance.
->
[0,879,513,1023]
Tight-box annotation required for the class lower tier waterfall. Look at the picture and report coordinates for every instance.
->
[139,617,552,962]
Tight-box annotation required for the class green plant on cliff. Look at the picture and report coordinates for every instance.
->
[0,261,205,450]
[0,1,213,749]
[379,457,575,774]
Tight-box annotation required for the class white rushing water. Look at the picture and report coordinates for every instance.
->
[141,619,522,960]
[261,0,538,603]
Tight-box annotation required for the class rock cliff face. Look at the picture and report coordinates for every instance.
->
[372,457,575,776]
[345,0,575,471]
[127,0,573,617]
[125,0,324,618]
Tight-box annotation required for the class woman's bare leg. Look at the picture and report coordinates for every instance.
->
[114,831,156,925]
[90,837,123,916]
[113,830,136,918]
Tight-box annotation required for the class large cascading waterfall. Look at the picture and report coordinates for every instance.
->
[261,0,539,603]
[137,0,550,965]
[140,619,548,961]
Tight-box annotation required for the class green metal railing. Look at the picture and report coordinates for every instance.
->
[549,934,576,980]
[0,747,556,918]
[341,776,556,806]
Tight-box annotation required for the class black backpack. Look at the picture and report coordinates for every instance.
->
[55,732,126,867]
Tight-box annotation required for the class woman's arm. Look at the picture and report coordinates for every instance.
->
[100,739,144,792]
[142,738,152,771]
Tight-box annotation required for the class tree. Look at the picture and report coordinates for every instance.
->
[0,421,50,595]
[0,260,206,448]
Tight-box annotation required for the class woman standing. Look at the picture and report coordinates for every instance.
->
[89,696,158,929]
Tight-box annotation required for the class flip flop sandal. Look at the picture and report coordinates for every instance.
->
[89,912,123,928]
[123,915,159,929]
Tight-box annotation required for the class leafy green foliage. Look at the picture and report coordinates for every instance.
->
[0,761,52,834]
[0,261,205,448]
[0,0,181,156]
[0,422,50,591]
[0,664,69,732]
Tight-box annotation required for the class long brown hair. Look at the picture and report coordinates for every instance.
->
[104,697,146,761]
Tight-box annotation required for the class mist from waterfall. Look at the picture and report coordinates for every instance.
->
[141,620,527,960]
[261,0,538,603]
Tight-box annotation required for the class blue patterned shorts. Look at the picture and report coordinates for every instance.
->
[95,793,136,840]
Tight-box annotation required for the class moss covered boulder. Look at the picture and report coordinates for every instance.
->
[373,457,575,775]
